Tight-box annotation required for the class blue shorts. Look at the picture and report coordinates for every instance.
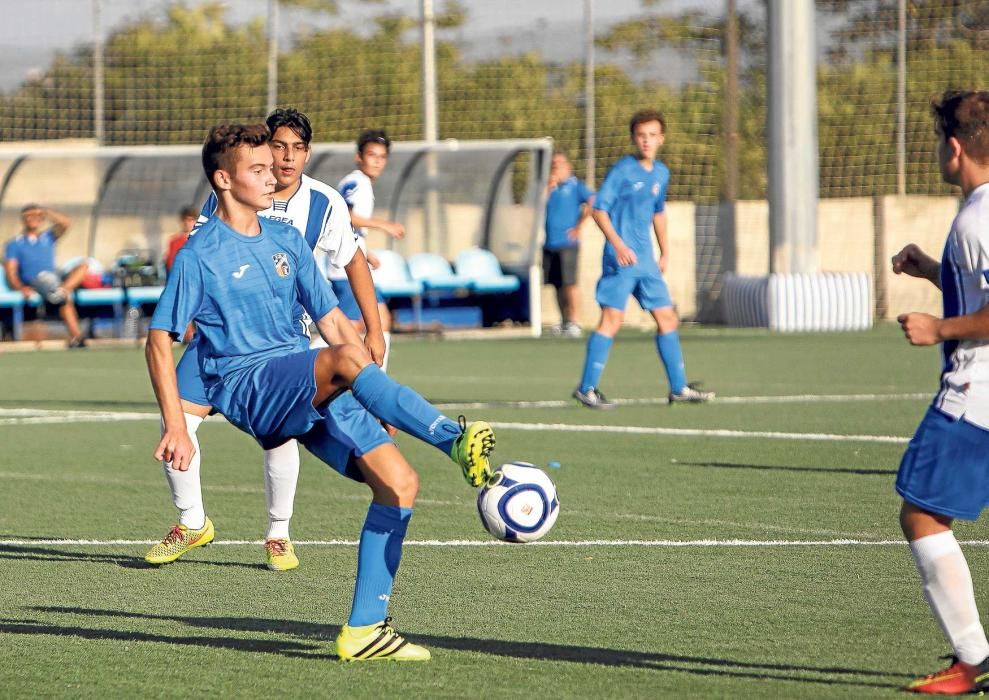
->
[896,407,989,520]
[595,266,672,311]
[299,392,391,481]
[176,337,210,407]
[331,279,385,322]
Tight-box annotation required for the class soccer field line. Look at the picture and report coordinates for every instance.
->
[4,538,989,547]
[0,406,912,443]
[435,392,931,410]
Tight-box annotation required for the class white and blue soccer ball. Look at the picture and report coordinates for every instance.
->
[477,462,560,543]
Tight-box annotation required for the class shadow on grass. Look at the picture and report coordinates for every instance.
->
[679,461,896,477]
[16,606,906,690]
[0,544,266,571]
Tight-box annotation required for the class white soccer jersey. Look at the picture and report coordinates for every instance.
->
[196,174,358,269]
[328,169,375,280]
[933,181,989,430]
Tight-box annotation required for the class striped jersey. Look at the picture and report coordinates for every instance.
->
[934,181,989,431]
[328,169,375,280]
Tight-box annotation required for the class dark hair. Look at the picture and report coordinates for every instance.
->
[357,129,391,155]
[629,109,666,137]
[265,107,313,145]
[179,205,198,219]
[20,203,42,213]
[202,123,270,185]
[932,90,989,162]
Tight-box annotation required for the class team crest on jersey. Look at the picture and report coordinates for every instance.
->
[272,252,290,277]
[652,182,660,196]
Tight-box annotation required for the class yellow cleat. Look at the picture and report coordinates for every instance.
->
[449,416,495,487]
[144,517,214,565]
[336,617,430,662]
[264,538,299,571]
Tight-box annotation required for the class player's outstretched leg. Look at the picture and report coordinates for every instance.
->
[263,439,301,571]
[146,413,214,565]
[573,331,616,409]
[346,362,494,486]
[335,444,429,661]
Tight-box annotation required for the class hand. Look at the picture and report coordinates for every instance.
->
[385,221,405,240]
[898,312,943,346]
[658,254,668,274]
[364,330,386,366]
[20,286,34,300]
[616,244,637,267]
[153,427,196,471]
[366,252,381,270]
[566,227,579,241]
[892,244,939,280]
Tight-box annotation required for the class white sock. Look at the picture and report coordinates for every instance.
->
[381,331,392,373]
[911,530,989,665]
[162,413,206,530]
[264,439,300,540]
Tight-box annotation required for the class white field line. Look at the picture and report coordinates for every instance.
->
[5,538,989,547]
[436,392,931,410]
[488,421,908,444]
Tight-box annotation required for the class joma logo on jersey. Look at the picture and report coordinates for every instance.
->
[272,253,290,278]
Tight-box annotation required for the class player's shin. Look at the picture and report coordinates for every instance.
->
[656,330,688,393]
[348,504,413,627]
[263,439,300,540]
[350,364,460,453]
[579,332,613,392]
[163,414,206,529]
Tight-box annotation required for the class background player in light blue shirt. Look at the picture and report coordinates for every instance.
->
[147,123,495,661]
[573,109,713,408]
[543,151,593,337]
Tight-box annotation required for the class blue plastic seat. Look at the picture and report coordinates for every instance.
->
[454,247,520,294]
[370,250,424,298]
[407,253,471,292]
[125,286,164,306]
[0,274,27,340]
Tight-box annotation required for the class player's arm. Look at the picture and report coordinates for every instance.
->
[899,304,989,346]
[146,329,195,469]
[591,209,636,266]
[652,211,669,273]
[343,248,386,365]
[349,212,405,240]
[4,258,32,298]
[892,244,941,289]
[46,207,72,239]
[569,195,594,241]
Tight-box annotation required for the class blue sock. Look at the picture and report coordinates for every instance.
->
[579,332,613,392]
[348,504,413,627]
[350,364,461,454]
[656,331,688,393]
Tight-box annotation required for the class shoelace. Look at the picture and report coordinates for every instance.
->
[162,525,185,546]
[266,540,288,556]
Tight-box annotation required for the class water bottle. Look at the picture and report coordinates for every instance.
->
[124,306,141,340]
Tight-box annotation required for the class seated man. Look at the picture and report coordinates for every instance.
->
[148,123,496,661]
[3,204,87,347]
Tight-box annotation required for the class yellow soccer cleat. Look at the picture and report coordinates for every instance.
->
[449,416,495,487]
[336,617,430,662]
[144,517,215,565]
[264,538,299,571]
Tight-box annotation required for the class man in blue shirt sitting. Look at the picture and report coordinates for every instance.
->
[3,204,88,347]
[543,151,593,338]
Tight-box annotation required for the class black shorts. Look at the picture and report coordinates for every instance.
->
[542,247,579,288]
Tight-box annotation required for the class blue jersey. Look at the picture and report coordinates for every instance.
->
[150,215,338,390]
[593,155,669,273]
[544,176,593,251]
[4,229,56,285]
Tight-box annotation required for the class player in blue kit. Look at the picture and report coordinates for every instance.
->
[573,109,713,409]
[147,123,495,661]
[145,109,384,571]
[892,91,989,694]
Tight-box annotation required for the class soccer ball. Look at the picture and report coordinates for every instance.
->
[476,462,560,543]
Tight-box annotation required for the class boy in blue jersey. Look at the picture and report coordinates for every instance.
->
[544,151,593,338]
[147,109,379,572]
[573,109,713,408]
[147,124,495,661]
[890,91,989,694]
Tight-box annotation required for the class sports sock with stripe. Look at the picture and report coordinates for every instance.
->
[350,364,460,454]
[579,332,613,393]
[348,504,413,627]
[655,330,688,394]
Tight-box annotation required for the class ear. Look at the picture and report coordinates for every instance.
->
[949,135,964,160]
[212,169,232,192]
[354,152,362,165]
